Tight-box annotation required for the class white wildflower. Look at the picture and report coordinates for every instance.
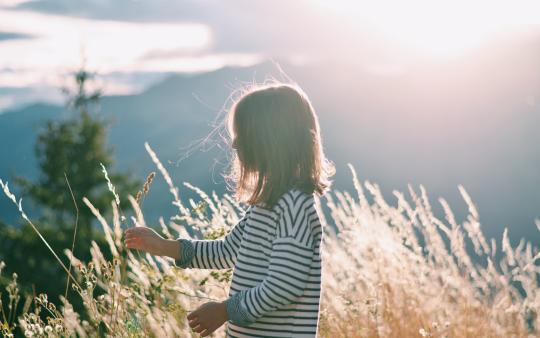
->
[419,328,430,337]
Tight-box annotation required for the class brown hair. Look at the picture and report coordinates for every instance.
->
[224,81,335,210]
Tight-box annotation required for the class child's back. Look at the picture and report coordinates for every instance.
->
[176,187,323,337]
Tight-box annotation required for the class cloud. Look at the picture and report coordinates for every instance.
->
[0,31,34,41]
[13,0,210,22]
[0,0,374,111]
[9,0,369,59]
[0,8,256,86]
[4,1,411,68]
[0,6,253,111]
[0,0,32,8]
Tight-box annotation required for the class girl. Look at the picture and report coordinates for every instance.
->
[124,82,335,337]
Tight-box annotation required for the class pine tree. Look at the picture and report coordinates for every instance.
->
[8,67,140,307]
[17,67,139,245]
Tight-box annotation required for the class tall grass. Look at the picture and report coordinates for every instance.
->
[0,144,538,337]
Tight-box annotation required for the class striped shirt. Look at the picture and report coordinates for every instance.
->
[175,188,323,337]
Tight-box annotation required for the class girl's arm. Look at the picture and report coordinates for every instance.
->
[174,207,251,270]
[223,195,315,325]
[123,207,251,270]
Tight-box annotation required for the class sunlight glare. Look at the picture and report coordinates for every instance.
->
[314,0,540,57]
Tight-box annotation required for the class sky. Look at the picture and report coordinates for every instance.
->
[1,0,540,111]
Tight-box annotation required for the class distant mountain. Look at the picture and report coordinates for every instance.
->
[0,60,283,226]
[1,36,539,246]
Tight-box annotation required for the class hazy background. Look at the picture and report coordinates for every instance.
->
[1,0,539,245]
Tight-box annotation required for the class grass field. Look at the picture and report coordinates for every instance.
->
[1,144,538,337]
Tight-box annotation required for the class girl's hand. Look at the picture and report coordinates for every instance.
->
[124,227,179,258]
[187,301,228,337]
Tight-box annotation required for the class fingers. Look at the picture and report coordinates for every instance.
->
[124,227,150,244]
[124,232,136,240]
[124,227,148,237]
[124,237,140,245]
[188,316,200,327]
[124,238,142,250]
[124,228,147,249]
[124,231,142,241]
[188,312,205,333]
[187,311,197,321]
[192,323,205,333]
[187,319,218,336]
[189,320,215,336]
[200,328,216,337]
[189,317,205,334]
[188,318,216,336]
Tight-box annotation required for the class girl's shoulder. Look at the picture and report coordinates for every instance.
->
[252,187,314,216]
[273,187,314,214]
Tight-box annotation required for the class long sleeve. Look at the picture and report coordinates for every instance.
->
[174,206,251,270]
[224,192,315,325]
